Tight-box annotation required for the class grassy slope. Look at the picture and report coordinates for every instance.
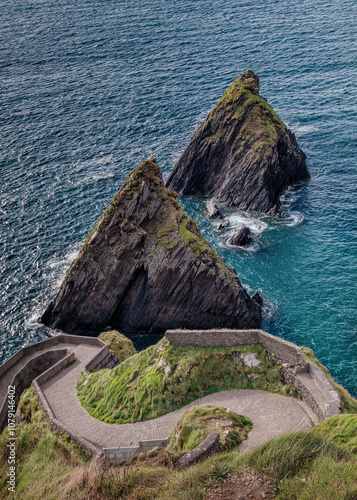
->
[54,415,357,500]
[98,330,136,363]
[0,387,88,500]
[77,338,295,424]
[2,389,356,499]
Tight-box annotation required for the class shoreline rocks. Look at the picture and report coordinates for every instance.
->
[166,70,310,217]
[42,158,262,334]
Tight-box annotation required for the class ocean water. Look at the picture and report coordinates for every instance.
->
[1,0,356,397]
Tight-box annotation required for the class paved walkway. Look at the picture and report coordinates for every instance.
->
[41,344,319,452]
[0,342,79,404]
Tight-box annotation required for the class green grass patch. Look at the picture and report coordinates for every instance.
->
[0,386,88,500]
[313,414,357,452]
[99,330,136,363]
[168,405,252,452]
[2,394,357,499]
[77,338,295,424]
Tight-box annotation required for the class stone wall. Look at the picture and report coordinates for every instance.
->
[103,438,169,464]
[0,334,115,454]
[165,329,306,365]
[0,348,70,432]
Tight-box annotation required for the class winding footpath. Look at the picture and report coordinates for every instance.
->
[0,337,319,460]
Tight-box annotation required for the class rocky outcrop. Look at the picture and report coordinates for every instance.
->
[166,70,309,216]
[206,199,222,219]
[227,226,252,247]
[42,159,262,333]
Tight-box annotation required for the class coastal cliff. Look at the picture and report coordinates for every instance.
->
[166,71,309,216]
[42,159,261,333]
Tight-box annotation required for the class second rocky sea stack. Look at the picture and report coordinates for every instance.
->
[166,70,309,216]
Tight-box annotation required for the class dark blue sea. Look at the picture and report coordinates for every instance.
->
[1,0,356,397]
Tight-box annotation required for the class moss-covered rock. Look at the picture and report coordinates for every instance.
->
[168,405,252,452]
[99,330,136,363]
[166,70,309,216]
[42,158,261,333]
[77,337,295,424]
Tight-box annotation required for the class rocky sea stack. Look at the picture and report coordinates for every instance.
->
[42,159,261,333]
[166,70,310,216]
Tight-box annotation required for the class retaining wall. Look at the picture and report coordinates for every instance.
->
[0,333,114,453]
[165,329,306,365]
[0,348,70,432]
[33,352,102,458]
[103,438,169,464]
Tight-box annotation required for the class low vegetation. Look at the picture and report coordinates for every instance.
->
[1,384,357,499]
[98,330,136,363]
[168,405,252,452]
[0,387,88,500]
[77,337,295,424]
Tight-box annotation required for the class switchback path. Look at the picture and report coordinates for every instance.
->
[41,344,319,452]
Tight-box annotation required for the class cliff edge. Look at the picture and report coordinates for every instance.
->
[166,70,309,216]
[42,159,261,333]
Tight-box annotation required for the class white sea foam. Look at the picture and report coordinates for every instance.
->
[24,310,43,329]
[225,212,268,235]
[74,155,116,183]
[47,249,79,270]
[283,211,305,227]
[46,246,81,289]
[289,124,319,136]
[279,186,306,226]
[216,211,269,252]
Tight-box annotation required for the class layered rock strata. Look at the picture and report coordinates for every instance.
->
[42,159,262,333]
[166,70,309,216]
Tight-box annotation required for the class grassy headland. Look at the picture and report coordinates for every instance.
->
[76,337,295,424]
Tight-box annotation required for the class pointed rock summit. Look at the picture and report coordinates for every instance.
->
[42,159,262,333]
[166,70,309,216]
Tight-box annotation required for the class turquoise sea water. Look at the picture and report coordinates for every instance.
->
[1,0,356,396]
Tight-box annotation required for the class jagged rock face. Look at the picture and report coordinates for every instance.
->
[166,70,310,216]
[42,159,262,333]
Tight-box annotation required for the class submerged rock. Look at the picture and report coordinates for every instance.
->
[216,220,230,230]
[227,226,252,247]
[42,158,262,333]
[166,70,309,216]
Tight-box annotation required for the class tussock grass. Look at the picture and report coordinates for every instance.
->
[98,330,136,363]
[2,399,356,500]
[168,405,252,452]
[0,387,88,500]
[77,338,294,424]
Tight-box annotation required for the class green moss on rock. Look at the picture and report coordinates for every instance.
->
[99,330,136,363]
[168,405,252,452]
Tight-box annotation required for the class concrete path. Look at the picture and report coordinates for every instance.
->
[41,344,319,452]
